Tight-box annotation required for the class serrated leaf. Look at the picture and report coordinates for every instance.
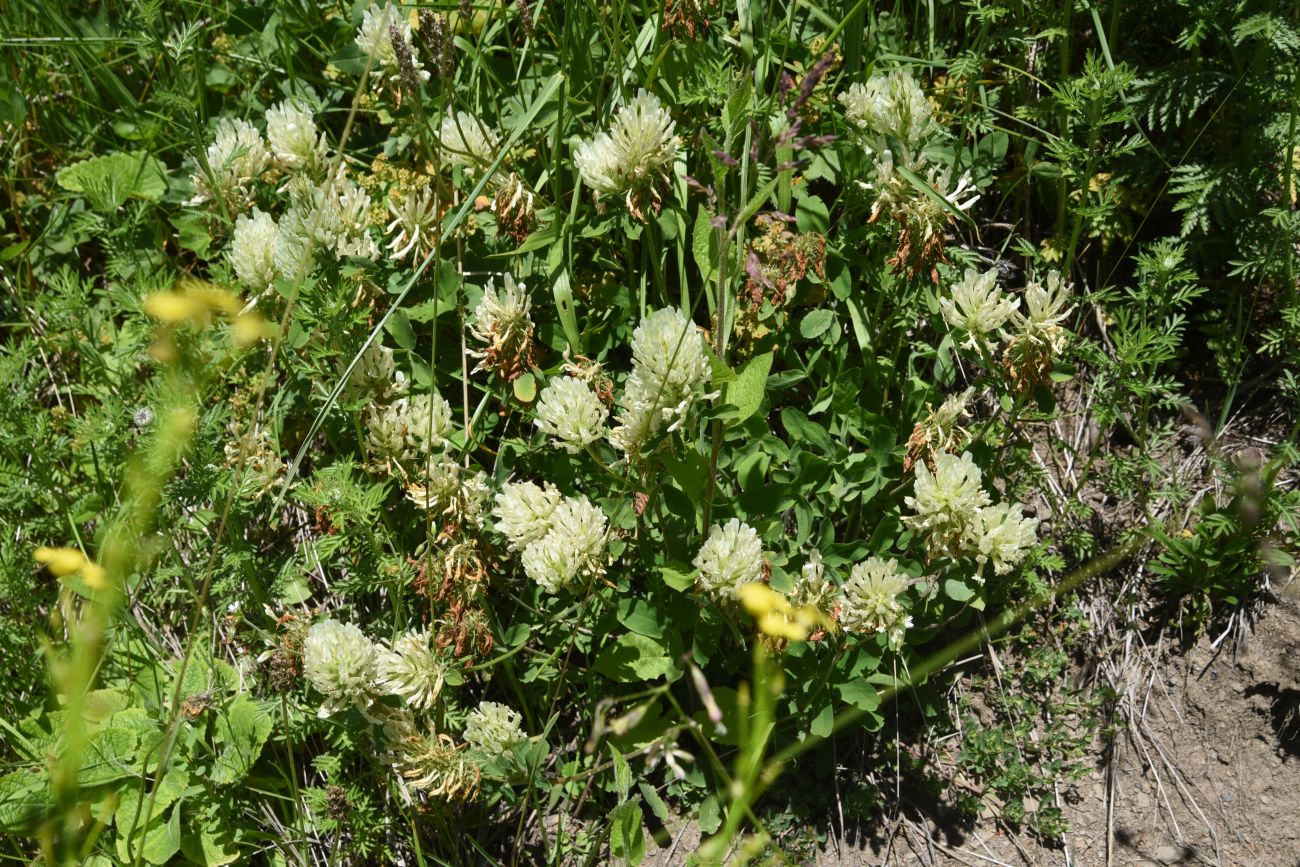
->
[79,725,139,786]
[211,696,274,785]
[638,780,670,823]
[56,151,167,203]
[609,800,645,864]
[595,633,674,683]
[609,744,633,800]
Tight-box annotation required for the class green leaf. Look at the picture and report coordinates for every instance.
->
[616,597,668,639]
[721,351,772,424]
[809,702,834,737]
[594,633,674,683]
[512,371,537,403]
[836,680,880,712]
[141,803,182,865]
[608,800,645,865]
[56,151,167,203]
[692,205,719,284]
[0,770,45,831]
[795,194,829,233]
[799,308,835,340]
[385,308,416,350]
[211,695,274,786]
[943,578,976,602]
[609,744,634,800]
[660,565,695,592]
[79,725,139,786]
[638,781,671,823]
[551,269,583,353]
[697,793,723,834]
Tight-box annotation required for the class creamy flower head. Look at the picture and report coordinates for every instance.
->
[521,532,580,594]
[574,89,680,215]
[343,342,407,403]
[839,557,912,649]
[356,3,428,83]
[469,275,535,380]
[439,111,499,171]
[905,450,990,555]
[521,495,608,593]
[303,619,379,716]
[974,502,1038,575]
[230,208,281,292]
[493,480,562,551]
[840,70,932,145]
[463,701,526,756]
[694,519,765,599]
[940,268,1018,350]
[610,307,712,455]
[265,99,327,172]
[1014,269,1074,352]
[378,629,448,711]
[406,456,490,530]
[535,376,607,453]
[190,117,271,208]
[366,392,453,470]
[386,185,440,262]
[275,171,378,274]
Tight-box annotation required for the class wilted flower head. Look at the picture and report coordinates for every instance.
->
[302,619,379,716]
[974,502,1038,575]
[610,307,712,456]
[265,99,327,173]
[535,376,607,453]
[840,70,932,146]
[904,387,974,473]
[366,392,453,472]
[493,480,562,551]
[940,267,1018,350]
[189,118,271,209]
[386,185,441,263]
[864,150,979,283]
[694,519,765,599]
[838,557,912,649]
[406,456,490,533]
[378,629,450,711]
[904,450,990,559]
[574,89,680,218]
[230,208,281,292]
[439,111,499,172]
[383,712,480,800]
[469,275,536,381]
[356,3,428,85]
[463,701,526,756]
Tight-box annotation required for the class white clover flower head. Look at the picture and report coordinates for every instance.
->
[189,117,271,209]
[521,531,580,593]
[839,70,932,146]
[535,376,607,453]
[1014,269,1074,352]
[574,89,680,217]
[344,342,407,403]
[905,450,991,557]
[366,392,453,471]
[439,111,499,171]
[275,171,377,274]
[302,618,379,716]
[230,208,281,292]
[356,2,428,83]
[463,701,526,757]
[265,99,327,172]
[406,456,490,530]
[838,557,913,649]
[610,307,712,456]
[386,185,440,262]
[940,267,1018,351]
[519,495,608,593]
[974,502,1038,576]
[932,387,975,429]
[791,548,836,611]
[493,480,562,551]
[378,629,449,711]
[469,275,535,380]
[694,519,765,599]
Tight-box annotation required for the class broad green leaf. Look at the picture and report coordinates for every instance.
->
[795,194,829,233]
[594,633,674,683]
[616,597,668,639]
[56,151,167,203]
[638,781,670,823]
[512,371,537,403]
[608,800,645,865]
[836,680,880,712]
[609,744,633,799]
[79,725,139,786]
[211,695,274,786]
[697,793,723,834]
[659,565,695,592]
[943,577,975,602]
[799,308,835,340]
[722,351,772,424]
[0,770,44,831]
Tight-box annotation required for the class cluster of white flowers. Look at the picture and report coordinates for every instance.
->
[535,376,607,453]
[189,118,271,209]
[366,392,453,471]
[377,629,448,711]
[463,701,526,757]
[940,268,1020,351]
[574,89,680,216]
[265,99,327,173]
[469,274,535,380]
[343,342,407,403]
[789,548,837,611]
[439,111,499,172]
[694,519,765,599]
[355,2,428,85]
[838,557,913,649]
[905,451,1038,576]
[1012,269,1074,354]
[230,208,281,292]
[303,619,380,716]
[385,185,440,262]
[839,70,932,147]
[609,307,713,456]
[276,170,380,276]
[493,483,607,593]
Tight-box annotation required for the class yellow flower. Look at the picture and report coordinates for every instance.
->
[34,546,106,589]
[737,583,827,642]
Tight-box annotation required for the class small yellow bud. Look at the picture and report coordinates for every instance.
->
[35,546,88,576]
